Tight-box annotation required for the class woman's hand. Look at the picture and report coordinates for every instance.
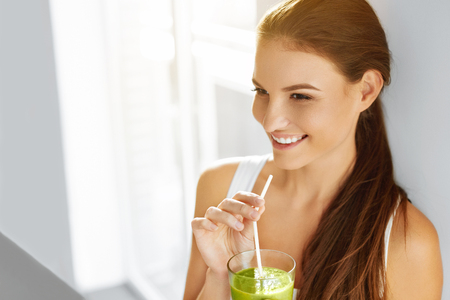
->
[191,192,265,277]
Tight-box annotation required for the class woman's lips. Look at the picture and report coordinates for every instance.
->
[270,134,308,150]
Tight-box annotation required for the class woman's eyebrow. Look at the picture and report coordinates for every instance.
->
[252,78,320,91]
[252,78,263,87]
[282,83,320,92]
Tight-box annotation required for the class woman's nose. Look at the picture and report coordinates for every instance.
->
[262,100,291,132]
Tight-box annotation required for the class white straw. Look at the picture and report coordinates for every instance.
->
[253,174,273,278]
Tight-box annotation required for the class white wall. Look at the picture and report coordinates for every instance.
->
[0,0,74,287]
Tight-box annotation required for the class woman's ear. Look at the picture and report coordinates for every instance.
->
[358,69,384,112]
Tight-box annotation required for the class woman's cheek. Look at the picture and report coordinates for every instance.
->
[252,98,266,125]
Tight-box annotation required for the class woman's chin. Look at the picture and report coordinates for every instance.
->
[272,153,307,170]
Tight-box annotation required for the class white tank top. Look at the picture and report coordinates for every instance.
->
[226,154,399,299]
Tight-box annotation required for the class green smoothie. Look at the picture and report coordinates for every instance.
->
[230,267,294,300]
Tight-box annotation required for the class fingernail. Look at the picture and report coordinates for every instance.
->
[256,197,264,205]
[210,223,218,231]
[235,221,244,230]
[251,210,258,219]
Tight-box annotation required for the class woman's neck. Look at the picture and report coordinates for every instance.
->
[270,141,357,211]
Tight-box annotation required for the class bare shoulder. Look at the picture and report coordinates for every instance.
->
[386,201,443,300]
[194,157,243,217]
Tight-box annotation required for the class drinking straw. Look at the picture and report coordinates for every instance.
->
[253,174,273,278]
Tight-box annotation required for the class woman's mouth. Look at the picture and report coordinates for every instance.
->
[270,134,308,150]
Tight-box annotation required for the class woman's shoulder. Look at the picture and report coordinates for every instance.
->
[386,200,443,299]
[193,156,245,217]
[196,154,271,194]
[197,156,245,189]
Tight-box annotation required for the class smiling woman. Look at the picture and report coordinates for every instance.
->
[251,47,374,171]
[184,0,443,300]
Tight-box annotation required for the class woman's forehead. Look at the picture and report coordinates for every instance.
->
[253,41,346,89]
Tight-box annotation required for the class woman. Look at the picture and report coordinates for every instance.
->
[184,0,443,299]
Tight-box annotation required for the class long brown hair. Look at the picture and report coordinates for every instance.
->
[257,0,408,299]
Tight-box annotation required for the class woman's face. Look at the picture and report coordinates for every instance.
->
[252,40,364,170]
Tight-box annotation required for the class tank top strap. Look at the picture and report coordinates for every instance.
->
[379,196,402,297]
[384,196,401,269]
[226,154,272,198]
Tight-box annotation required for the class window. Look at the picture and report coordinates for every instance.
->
[52,0,273,298]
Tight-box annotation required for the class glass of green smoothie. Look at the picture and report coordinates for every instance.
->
[227,249,296,300]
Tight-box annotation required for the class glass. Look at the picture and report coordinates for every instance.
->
[227,249,296,300]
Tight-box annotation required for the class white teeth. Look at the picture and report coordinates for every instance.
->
[272,135,305,144]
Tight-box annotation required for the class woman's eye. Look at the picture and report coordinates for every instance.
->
[291,93,312,100]
[251,88,269,96]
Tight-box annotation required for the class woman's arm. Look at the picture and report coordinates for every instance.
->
[183,162,234,300]
[184,159,264,300]
[183,237,210,300]
[184,239,231,300]
[386,201,443,300]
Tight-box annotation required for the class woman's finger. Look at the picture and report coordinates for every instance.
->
[218,198,263,221]
[204,206,245,231]
[191,217,218,232]
[231,191,265,208]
